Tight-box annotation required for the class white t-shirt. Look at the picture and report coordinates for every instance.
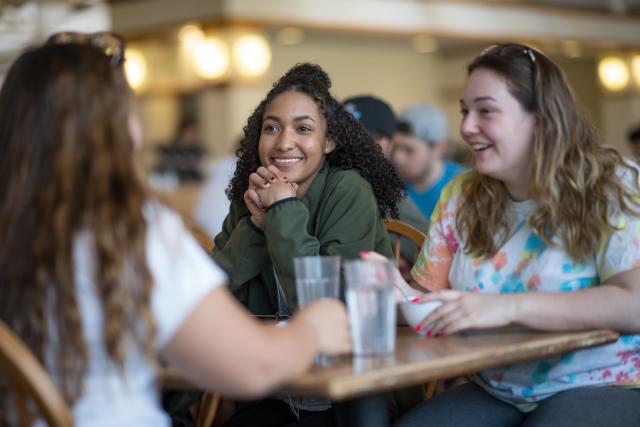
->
[44,204,225,427]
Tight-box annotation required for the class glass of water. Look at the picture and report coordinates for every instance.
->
[294,256,341,364]
[293,256,341,306]
[344,259,396,357]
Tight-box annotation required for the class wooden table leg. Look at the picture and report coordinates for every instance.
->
[335,393,388,427]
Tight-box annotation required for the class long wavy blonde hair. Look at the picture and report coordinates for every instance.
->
[0,43,156,407]
[457,43,640,261]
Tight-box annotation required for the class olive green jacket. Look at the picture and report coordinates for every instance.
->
[212,166,424,418]
[212,166,393,314]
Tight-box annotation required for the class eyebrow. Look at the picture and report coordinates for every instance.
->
[459,96,497,104]
[263,114,317,123]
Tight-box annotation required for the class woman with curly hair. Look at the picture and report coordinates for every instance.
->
[392,44,640,427]
[0,37,350,426]
[213,62,404,315]
[211,63,415,426]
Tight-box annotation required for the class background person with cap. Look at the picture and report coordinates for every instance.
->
[393,105,465,220]
[344,95,429,267]
[344,95,396,158]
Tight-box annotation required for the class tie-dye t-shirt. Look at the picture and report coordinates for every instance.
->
[411,171,640,408]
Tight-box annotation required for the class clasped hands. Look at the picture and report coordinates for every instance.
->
[244,165,298,230]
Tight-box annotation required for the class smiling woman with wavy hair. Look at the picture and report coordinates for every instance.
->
[393,44,640,427]
[457,44,640,261]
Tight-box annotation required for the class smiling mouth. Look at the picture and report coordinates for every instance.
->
[272,157,303,165]
[470,143,492,152]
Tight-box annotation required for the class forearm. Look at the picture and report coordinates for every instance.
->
[250,318,319,390]
[511,284,640,333]
[265,199,320,261]
[163,289,319,398]
[212,218,270,287]
[265,200,321,309]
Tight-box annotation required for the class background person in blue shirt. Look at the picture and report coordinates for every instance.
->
[393,105,464,220]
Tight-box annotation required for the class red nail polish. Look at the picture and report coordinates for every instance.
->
[439,331,446,337]
[415,324,422,332]
[410,296,421,303]
[360,251,371,258]
[426,329,433,337]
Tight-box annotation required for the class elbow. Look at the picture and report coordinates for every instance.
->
[231,372,279,398]
[230,360,292,398]
[617,317,640,334]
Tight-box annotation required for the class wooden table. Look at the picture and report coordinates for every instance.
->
[281,327,618,400]
[162,328,619,427]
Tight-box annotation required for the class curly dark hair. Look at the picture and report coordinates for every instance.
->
[227,63,404,218]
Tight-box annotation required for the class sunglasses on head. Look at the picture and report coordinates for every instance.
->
[46,31,126,66]
[481,43,537,63]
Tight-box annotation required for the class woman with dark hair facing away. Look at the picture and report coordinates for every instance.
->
[0,36,350,427]
[211,63,420,425]
[390,44,640,427]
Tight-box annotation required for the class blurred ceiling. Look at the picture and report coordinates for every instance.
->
[516,0,640,13]
[112,0,640,15]
[2,0,640,73]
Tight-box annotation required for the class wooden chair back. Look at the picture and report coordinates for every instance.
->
[0,320,73,427]
[184,219,215,253]
[384,219,426,267]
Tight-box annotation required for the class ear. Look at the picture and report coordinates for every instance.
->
[323,138,337,154]
[432,142,446,158]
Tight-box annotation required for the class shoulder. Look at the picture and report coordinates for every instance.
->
[144,201,185,238]
[606,162,640,221]
[440,170,472,203]
[616,161,640,193]
[325,167,372,192]
[429,171,472,224]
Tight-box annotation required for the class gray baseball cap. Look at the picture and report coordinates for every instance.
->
[398,105,448,144]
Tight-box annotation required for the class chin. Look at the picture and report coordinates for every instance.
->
[474,164,499,179]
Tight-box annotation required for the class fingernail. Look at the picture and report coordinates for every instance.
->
[360,251,370,258]
[415,324,423,332]
[410,296,422,303]
[426,329,433,338]
[439,331,446,337]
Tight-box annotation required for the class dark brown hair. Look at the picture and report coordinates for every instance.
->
[0,43,155,407]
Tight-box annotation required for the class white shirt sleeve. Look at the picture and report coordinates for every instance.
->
[145,204,227,349]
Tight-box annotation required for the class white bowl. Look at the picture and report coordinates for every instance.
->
[399,299,442,336]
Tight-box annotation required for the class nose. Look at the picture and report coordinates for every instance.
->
[460,113,478,141]
[275,128,294,151]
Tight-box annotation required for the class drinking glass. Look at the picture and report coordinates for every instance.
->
[344,259,396,357]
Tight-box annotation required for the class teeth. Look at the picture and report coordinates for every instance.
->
[274,158,301,164]
[472,144,490,151]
